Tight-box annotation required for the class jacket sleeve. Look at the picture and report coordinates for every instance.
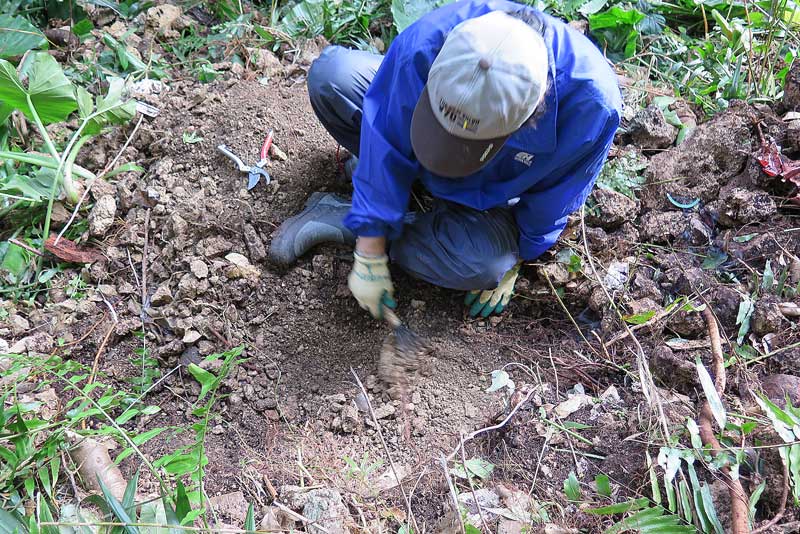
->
[513,106,619,260]
[343,41,426,239]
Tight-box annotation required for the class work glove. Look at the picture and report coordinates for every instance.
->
[348,252,397,319]
[464,262,521,317]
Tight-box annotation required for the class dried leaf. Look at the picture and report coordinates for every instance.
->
[45,235,102,263]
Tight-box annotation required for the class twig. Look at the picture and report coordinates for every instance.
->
[699,306,750,534]
[141,208,150,314]
[88,320,116,388]
[752,455,789,533]
[55,114,144,245]
[445,387,534,462]
[350,368,420,534]
[440,457,466,534]
[579,205,670,440]
[541,270,600,357]
[9,238,44,257]
[460,433,490,533]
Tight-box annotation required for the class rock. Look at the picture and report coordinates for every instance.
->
[182,330,201,344]
[640,211,686,244]
[627,297,660,318]
[373,403,396,420]
[243,224,267,263]
[208,491,248,524]
[198,236,232,258]
[145,4,189,38]
[9,332,54,354]
[538,262,570,285]
[628,105,678,148]
[761,374,800,407]
[98,284,117,297]
[666,308,705,337]
[339,404,360,433]
[459,488,501,527]
[716,188,776,227]
[9,314,30,335]
[651,345,695,393]
[787,120,800,152]
[225,253,261,281]
[753,296,784,335]
[586,188,639,229]
[498,519,525,534]
[260,506,294,531]
[190,259,209,279]
[245,47,283,77]
[282,487,349,534]
[784,60,800,111]
[49,202,72,228]
[150,285,173,306]
[88,195,117,237]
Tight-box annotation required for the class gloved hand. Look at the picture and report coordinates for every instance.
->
[464,262,521,317]
[348,251,397,319]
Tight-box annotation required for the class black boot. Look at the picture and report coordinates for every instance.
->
[268,192,356,267]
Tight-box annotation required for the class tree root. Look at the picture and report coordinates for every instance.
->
[700,307,750,534]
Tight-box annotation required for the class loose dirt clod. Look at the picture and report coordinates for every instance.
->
[377,308,431,400]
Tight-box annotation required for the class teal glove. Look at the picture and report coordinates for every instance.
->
[348,252,397,319]
[464,263,521,317]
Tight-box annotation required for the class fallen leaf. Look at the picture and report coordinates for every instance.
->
[45,236,103,263]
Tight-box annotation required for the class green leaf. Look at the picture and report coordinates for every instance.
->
[451,457,494,480]
[0,14,47,60]
[0,507,27,534]
[139,501,169,534]
[696,358,726,430]
[595,474,611,497]
[735,297,754,344]
[182,131,203,144]
[748,481,765,523]
[244,504,255,534]
[762,260,774,292]
[0,52,77,124]
[72,19,95,39]
[83,78,136,135]
[98,475,140,534]
[733,233,758,243]
[391,0,454,32]
[122,469,139,512]
[678,480,693,524]
[586,498,649,515]
[103,162,144,179]
[0,240,31,284]
[699,483,724,534]
[563,471,581,501]
[623,310,656,325]
[175,480,191,523]
[464,525,481,534]
[187,364,217,403]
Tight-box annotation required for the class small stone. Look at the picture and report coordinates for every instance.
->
[190,259,209,279]
[373,403,395,420]
[211,424,224,435]
[208,491,248,524]
[225,252,251,267]
[243,224,267,263]
[98,284,117,297]
[410,299,426,310]
[10,314,30,335]
[150,285,173,306]
[88,195,117,237]
[182,330,202,344]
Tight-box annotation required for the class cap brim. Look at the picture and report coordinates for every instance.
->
[410,86,508,178]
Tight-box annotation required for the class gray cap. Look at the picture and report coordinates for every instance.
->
[411,11,549,177]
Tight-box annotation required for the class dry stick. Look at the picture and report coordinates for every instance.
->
[541,270,601,357]
[440,457,466,534]
[459,433,491,533]
[699,307,750,534]
[445,387,535,463]
[579,205,670,440]
[9,237,43,256]
[350,368,420,534]
[141,208,150,314]
[55,114,145,245]
[751,458,789,534]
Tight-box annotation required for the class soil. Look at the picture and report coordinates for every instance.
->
[3,5,800,532]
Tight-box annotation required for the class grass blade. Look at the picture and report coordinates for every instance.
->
[696,358,726,430]
[98,475,140,534]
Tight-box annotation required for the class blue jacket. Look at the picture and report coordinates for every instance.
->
[343,0,622,260]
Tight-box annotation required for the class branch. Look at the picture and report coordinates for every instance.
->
[699,306,750,534]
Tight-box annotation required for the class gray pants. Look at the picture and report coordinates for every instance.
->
[307,45,519,291]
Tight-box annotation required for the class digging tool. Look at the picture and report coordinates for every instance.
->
[377,304,431,399]
[217,130,274,190]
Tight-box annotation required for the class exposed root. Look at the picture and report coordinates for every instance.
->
[699,307,750,534]
[66,431,128,500]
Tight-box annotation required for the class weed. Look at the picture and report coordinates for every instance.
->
[343,451,383,483]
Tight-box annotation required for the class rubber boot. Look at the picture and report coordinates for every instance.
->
[268,192,356,267]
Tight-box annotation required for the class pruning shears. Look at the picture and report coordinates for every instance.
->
[217,130,274,190]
